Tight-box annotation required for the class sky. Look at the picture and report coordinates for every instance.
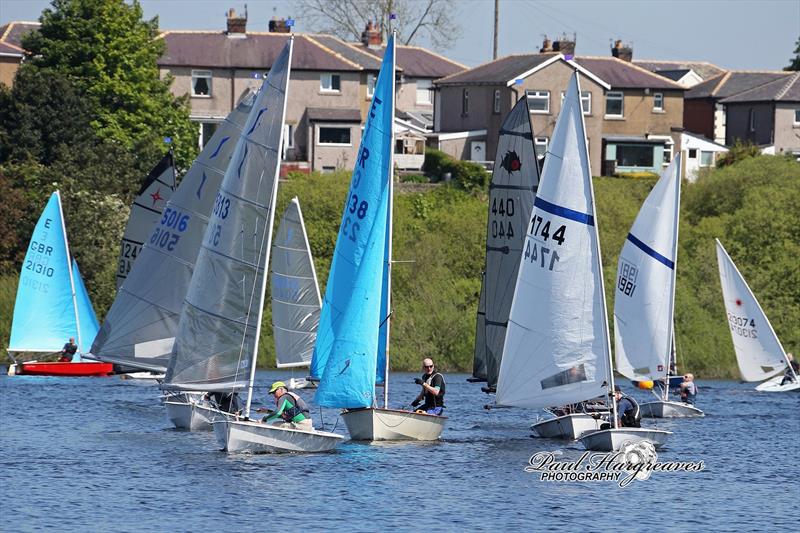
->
[1,0,798,70]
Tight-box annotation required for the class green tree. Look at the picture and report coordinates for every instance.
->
[786,36,800,71]
[20,0,197,172]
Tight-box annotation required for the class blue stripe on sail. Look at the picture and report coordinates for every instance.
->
[626,233,675,270]
[209,136,230,159]
[534,197,594,226]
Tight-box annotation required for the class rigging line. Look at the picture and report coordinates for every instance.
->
[522,0,617,51]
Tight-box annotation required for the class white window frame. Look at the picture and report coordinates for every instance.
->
[534,137,548,158]
[794,108,800,125]
[191,70,212,97]
[316,124,352,146]
[748,108,756,132]
[605,91,624,118]
[699,150,714,167]
[367,74,376,99]
[493,89,501,114]
[653,92,664,112]
[527,90,550,114]
[416,79,433,104]
[320,73,341,93]
[560,91,592,114]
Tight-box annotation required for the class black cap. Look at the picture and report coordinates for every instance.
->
[614,385,622,392]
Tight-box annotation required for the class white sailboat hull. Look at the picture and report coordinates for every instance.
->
[640,400,704,418]
[213,418,343,453]
[578,428,672,451]
[341,408,447,441]
[531,413,606,440]
[755,374,800,393]
[287,377,317,390]
[119,371,165,383]
[165,399,232,431]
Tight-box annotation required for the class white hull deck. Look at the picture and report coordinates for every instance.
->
[165,399,231,431]
[531,413,607,440]
[287,377,317,390]
[213,418,343,453]
[341,408,447,441]
[640,400,704,418]
[755,375,800,393]
[578,427,672,451]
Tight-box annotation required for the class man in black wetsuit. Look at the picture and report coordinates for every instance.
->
[410,358,446,416]
[613,385,641,428]
[59,337,77,362]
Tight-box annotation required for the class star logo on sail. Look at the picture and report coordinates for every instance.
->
[501,150,522,174]
[151,188,164,206]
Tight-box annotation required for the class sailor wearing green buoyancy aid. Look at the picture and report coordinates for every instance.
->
[261,381,313,429]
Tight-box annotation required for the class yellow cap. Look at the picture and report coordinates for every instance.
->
[269,381,286,394]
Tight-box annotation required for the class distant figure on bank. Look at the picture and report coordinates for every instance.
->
[612,385,641,428]
[781,353,799,385]
[257,381,313,429]
[680,373,698,405]
[205,391,242,415]
[59,337,77,362]
[410,358,446,415]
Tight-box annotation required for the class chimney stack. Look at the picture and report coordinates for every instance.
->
[611,39,633,62]
[268,17,291,33]
[226,7,247,35]
[540,36,553,53]
[361,21,383,48]
[552,33,576,56]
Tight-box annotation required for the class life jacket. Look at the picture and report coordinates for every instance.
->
[423,372,446,408]
[620,395,641,428]
[278,391,310,421]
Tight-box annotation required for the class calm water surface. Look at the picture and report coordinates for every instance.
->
[1,370,797,532]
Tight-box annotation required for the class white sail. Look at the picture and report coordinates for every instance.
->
[614,156,681,381]
[496,72,611,409]
[116,151,176,290]
[164,39,292,392]
[271,197,322,368]
[715,240,788,382]
[91,91,256,372]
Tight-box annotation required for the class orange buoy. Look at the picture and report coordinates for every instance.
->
[637,380,654,390]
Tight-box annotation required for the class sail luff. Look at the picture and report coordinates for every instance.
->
[663,156,682,400]
[55,190,83,356]
[382,31,397,409]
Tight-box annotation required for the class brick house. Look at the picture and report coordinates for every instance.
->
[0,21,39,86]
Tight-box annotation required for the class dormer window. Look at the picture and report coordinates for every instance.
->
[321,73,341,93]
[192,70,212,97]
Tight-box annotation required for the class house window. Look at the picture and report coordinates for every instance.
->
[663,140,673,164]
[318,126,351,145]
[795,108,800,125]
[192,70,212,97]
[284,124,294,149]
[416,79,433,104]
[560,91,591,114]
[653,93,664,111]
[700,151,714,167]
[320,73,341,92]
[605,91,624,117]
[367,74,376,98]
[528,90,550,113]
[534,137,548,159]
[748,108,756,132]
[199,121,218,148]
[493,89,501,114]
[688,148,697,158]
[616,144,653,167]
[462,89,469,115]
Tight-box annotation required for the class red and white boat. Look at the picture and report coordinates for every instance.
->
[8,360,113,377]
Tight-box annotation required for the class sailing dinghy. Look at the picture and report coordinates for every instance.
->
[614,155,703,418]
[7,191,110,377]
[308,34,445,442]
[495,72,670,450]
[271,197,322,390]
[716,240,799,392]
[471,92,541,393]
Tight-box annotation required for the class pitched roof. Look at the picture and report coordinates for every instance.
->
[158,32,363,71]
[357,44,465,78]
[0,21,40,48]
[308,35,384,71]
[0,41,24,56]
[571,57,684,90]
[435,53,559,85]
[653,69,692,82]
[306,107,361,122]
[686,71,793,99]
[719,72,800,103]
[633,60,724,81]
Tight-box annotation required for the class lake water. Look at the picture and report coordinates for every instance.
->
[1,370,797,532]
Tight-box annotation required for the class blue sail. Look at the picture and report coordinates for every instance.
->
[376,203,390,385]
[72,260,100,357]
[312,36,395,408]
[8,191,78,353]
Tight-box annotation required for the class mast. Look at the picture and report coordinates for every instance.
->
[56,190,82,355]
[244,36,294,419]
[664,155,681,402]
[382,31,397,409]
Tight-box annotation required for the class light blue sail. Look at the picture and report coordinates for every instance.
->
[8,191,78,354]
[72,260,100,357]
[312,36,395,408]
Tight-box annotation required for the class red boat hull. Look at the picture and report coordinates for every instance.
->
[15,361,114,377]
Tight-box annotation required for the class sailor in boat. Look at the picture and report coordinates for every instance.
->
[205,391,242,415]
[679,374,698,405]
[58,338,77,362]
[410,358,446,415]
[602,385,641,429]
[257,381,313,430]
[780,354,799,386]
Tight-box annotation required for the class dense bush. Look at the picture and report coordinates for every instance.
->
[715,141,761,168]
[614,171,660,179]
[423,148,489,191]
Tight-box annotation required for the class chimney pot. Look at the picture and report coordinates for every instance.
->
[226,6,247,35]
[361,20,383,48]
[540,35,553,53]
[552,35,576,56]
[268,17,291,33]
[611,39,633,61]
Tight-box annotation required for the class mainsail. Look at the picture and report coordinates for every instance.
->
[716,239,788,382]
[72,260,100,360]
[116,150,176,290]
[90,90,256,372]
[163,38,292,393]
[496,72,612,409]
[475,95,540,388]
[614,156,681,382]
[271,197,322,368]
[311,35,395,408]
[8,192,85,353]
